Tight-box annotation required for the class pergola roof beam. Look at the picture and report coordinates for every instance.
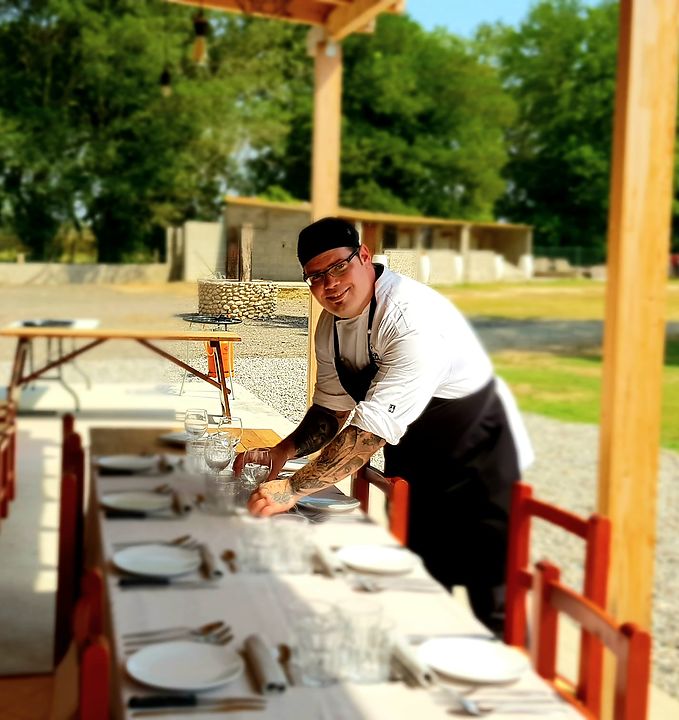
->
[326,0,400,40]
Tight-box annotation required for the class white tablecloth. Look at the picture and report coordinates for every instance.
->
[89,453,577,720]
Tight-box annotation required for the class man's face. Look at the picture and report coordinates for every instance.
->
[303,245,374,318]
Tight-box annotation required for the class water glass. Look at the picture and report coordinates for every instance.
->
[216,415,243,450]
[184,408,208,439]
[338,599,394,683]
[288,600,343,687]
[235,516,277,572]
[204,433,234,474]
[186,438,208,475]
[203,470,239,515]
[270,514,314,574]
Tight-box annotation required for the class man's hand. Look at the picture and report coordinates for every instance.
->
[247,478,298,517]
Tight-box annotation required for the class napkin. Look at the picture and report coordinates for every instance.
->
[198,543,223,579]
[392,636,433,687]
[243,634,287,695]
[313,543,344,578]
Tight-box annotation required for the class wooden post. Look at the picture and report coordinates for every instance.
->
[598,0,679,713]
[460,224,471,283]
[361,222,378,255]
[226,226,240,280]
[307,34,343,404]
[240,223,253,282]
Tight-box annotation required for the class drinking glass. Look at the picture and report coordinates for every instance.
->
[185,437,208,475]
[216,416,243,451]
[204,433,234,475]
[338,599,395,683]
[203,470,239,515]
[235,516,276,571]
[270,514,314,574]
[287,599,343,687]
[184,408,208,439]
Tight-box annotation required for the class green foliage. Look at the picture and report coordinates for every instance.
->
[0,3,301,261]
[242,14,514,220]
[475,0,619,251]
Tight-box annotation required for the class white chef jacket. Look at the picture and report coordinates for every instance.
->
[312,267,534,470]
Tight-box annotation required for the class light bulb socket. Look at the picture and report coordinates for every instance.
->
[193,11,209,37]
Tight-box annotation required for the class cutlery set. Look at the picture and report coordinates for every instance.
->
[123,621,233,653]
[129,696,266,716]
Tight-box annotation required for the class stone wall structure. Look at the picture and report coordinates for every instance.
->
[198,278,277,320]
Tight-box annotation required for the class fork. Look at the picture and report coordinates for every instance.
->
[124,627,233,651]
[113,535,198,551]
[123,620,226,640]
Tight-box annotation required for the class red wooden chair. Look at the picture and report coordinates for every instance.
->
[0,400,17,519]
[532,560,651,720]
[505,483,611,714]
[351,464,409,545]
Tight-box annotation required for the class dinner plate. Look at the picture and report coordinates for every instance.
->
[159,431,192,446]
[126,641,244,691]
[417,637,529,684]
[113,544,201,578]
[283,458,309,472]
[335,544,415,575]
[97,455,158,473]
[297,495,361,514]
[101,491,172,514]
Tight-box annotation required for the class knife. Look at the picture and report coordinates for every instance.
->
[118,577,217,589]
[129,695,265,709]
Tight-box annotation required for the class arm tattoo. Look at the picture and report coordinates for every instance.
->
[287,404,350,458]
[289,425,385,495]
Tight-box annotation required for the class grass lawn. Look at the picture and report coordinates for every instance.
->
[435,280,679,451]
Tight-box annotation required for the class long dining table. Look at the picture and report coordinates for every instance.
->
[87,427,578,720]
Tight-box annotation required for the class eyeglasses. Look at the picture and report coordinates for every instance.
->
[303,248,360,286]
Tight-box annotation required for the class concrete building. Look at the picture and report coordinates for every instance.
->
[172,196,534,284]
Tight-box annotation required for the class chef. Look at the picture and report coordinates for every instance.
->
[235,217,533,633]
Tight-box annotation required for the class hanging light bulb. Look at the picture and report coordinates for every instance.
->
[159,66,172,97]
[192,9,209,67]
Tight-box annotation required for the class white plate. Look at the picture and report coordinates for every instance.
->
[297,495,361,514]
[101,491,172,514]
[335,544,415,575]
[126,641,244,691]
[97,455,157,473]
[159,431,192,446]
[113,544,201,578]
[283,458,309,472]
[417,637,529,684]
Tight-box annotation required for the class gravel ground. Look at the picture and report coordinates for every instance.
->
[1,283,677,697]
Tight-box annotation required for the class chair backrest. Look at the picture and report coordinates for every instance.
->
[54,471,78,666]
[532,560,651,720]
[505,482,611,714]
[62,421,85,590]
[351,464,409,545]
[205,341,235,379]
[60,568,109,720]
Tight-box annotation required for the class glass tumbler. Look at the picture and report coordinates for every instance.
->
[203,470,239,515]
[288,600,343,687]
[270,514,314,574]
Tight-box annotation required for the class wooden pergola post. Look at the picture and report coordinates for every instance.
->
[306,36,343,403]
[598,3,679,710]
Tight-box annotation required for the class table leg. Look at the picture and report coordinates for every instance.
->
[210,339,231,417]
[8,339,28,404]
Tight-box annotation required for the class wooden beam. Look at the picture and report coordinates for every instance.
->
[326,0,399,41]
[306,36,343,404]
[598,0,678,630]
[169,0,327,27]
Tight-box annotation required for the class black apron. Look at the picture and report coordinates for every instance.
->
[333,290,520,632]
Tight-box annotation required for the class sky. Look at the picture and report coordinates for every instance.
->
[405,0,595,37]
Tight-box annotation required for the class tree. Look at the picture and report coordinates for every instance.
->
[0,2,300,260]
[476,0,619,254]
[242,14,515,221]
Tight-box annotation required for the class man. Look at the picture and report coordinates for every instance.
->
[235,217,533,633]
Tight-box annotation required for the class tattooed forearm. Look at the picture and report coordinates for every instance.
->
[287,404,350,458]
[289,425,385,495]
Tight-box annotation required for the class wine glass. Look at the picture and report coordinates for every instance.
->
[216,416,243,451]
[184,408,208,439]
[204,433,234,476]
[241,450,273,488]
